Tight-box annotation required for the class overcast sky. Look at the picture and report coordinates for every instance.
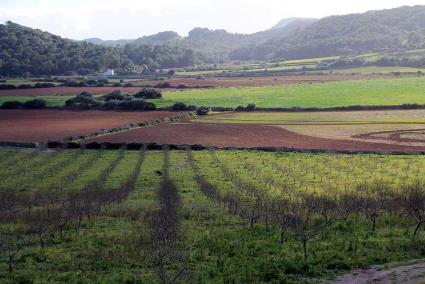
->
[1,0,424,40]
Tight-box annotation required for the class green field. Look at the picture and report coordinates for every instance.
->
[1,147,425,283]
[195,110,425,125]
[329,66,425,74]
[2,76,425,110]
[154,77,425,108]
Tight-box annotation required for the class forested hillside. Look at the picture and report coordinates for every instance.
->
[0,22,197,76]
[230,6,425,60]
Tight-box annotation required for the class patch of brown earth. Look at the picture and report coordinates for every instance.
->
[86,123,425,152]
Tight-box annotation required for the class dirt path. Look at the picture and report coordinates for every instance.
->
[334,260,425,284]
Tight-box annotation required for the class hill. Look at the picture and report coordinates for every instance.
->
[0,22,197,76]
[270,17,318,30]
[230,5,425,60]
[83,19,317,62]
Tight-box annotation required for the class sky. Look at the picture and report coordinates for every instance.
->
[1,0,425,40]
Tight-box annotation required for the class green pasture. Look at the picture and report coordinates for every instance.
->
[155,76,425,108]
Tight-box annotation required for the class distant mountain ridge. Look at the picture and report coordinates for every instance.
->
[85,6,425,62]
[270,17,318,30]
[230,5,425,60]
[82,18,317,62]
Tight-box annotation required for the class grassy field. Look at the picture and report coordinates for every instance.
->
[329,66,425,74]
[154,77,425,108]
[1,147,425,283]
[2,76,425,109]
[196,110,425,125]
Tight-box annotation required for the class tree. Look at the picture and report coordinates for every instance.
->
[400,181,425,240]
[134,88,162,99]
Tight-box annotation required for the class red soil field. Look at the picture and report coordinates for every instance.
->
[86,123,425,152]
[137,74,381,88]
[0,110,178,143]
[0,74,381,97]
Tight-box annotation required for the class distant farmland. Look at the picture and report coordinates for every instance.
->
[154,77,425,108]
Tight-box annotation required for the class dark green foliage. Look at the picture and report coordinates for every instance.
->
[1,101,24,109]
[134,88,162,99]
[116,99,157,111]
[154,82,172,88]
[101,98,156,111]
[103,90,126,101]
[22,99,46,109]
[196,106,210,116]
[246,103,256,112]
[65,92,99,108]
[230,6,425,61]
[0,22,197,76]
[0,22,134,76]
[123,44,196,69]
[170,102,195,111]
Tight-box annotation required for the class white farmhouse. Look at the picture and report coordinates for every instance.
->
[102,69,115,76]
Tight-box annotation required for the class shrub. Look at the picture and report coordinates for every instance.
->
[35,82,55,88]
[103,90,125,101]
[118,99,157,111]
[65,92,99,108]
[18,84,33,89]
[1,101,24,109]
[113,83,122,87]
[23,99,47,109]
[124,83,134,87]
[0,84,16,90]
[134,88,162,99]
[86,80,98,85]
[98,78,109,84]
[101,99,156,111]
[171,102,189,111]
[246,103,257,112]
[154,82,172,88]
[63,80,79,87]
[196,106,210,116]
[177,84,187,89]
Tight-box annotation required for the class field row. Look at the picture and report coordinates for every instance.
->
[1,148,425,282]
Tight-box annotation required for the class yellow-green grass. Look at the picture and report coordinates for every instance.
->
[330,66,425,74]
[195,110,425,125]
[1,147,425,282]
[155,77,425,108]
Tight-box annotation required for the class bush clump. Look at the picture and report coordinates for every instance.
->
[154,82,172,88]
[134,88,162,99]
[102,90,126,101]
[23,99,47,109]
[196,106,210,116]
[65,92,100,109]
[235,103,257,112]
[102,99,156,111]
[1,101,24,109]
[170,102,196,111]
